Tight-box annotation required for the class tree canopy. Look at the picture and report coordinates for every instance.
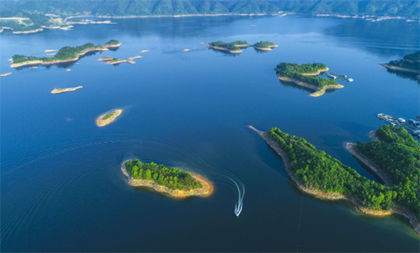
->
[276,62,336,89]
[388,51,420,71]
[125,160,203,191]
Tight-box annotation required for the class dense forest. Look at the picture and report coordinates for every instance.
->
[125,159,203,191]
[254,41,276,48]
[105,39,120,45]
[357,125,420,216]
[268,127,396,211]
[12,42,109,63]
[276,62,337,88]
[2,0,418,19]
[388,51,420,71]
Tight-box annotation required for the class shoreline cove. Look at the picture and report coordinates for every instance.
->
[248,126,420,235]
[121,160,213,198]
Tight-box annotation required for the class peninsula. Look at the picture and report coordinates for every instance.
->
[206,41,250,54]
[96,109,123,127]
[253,41,278,51]
[10,40,121,68]
[121,159,212,198]
[51,86,83,94]
[249,125,419,235]
[275,62,343,97]
[380,51,420,75]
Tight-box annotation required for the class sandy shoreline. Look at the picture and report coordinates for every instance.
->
[248,125,420,235]
[121,160,213,198]
[379,63,420,74]
[96,109,123,127]
[11,47,108,68]
[0,72,12,77]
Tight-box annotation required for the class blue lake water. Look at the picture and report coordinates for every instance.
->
[1,15,419,251]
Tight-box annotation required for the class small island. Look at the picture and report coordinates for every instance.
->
[96,109,123,127]
[206,41,250,54]
[121,159,212,198]
[380,51,420,75]
[51,86,83,94]
[253,41,278,50]
[10,40,121,68]
[249,125,419,235]
[1,72,12,77]
[98,56,113,61]
[275,62,343,97]
[104,39,122,48]
[105,56,142,65]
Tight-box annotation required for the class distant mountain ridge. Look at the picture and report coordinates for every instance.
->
[1,0,419,19]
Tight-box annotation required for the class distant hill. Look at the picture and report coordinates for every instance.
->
[1,0,419,19]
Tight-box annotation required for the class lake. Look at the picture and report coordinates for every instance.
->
[1,14,419,251]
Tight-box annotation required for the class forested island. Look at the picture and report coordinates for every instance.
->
[380,51,420,75]
[51,86,82,94]
[121,159,212,198]
[104,39,122,48]
[253,41,278,51]
[249,125,419,235]
[0,13,71,34]
[105,56,141,65]
[96,109,122,127]
[10,40,121,68]
[275,62,343,97]
[206,41,250,54]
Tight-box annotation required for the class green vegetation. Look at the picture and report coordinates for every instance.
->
[268,127,396,211]
[356,125,420,216]
[105,39,120,45]
[276,63,337,89]
[254,41,276,48]
[102,112,115,120]
[11,42,112,64]
[111,58,119,62]
[1,1,418,20]
[125,160,203,191]
[0,12,67,32]
[388,51,420,71]
[208,41,243,51]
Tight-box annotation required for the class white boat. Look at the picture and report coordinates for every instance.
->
[234,202,243,217]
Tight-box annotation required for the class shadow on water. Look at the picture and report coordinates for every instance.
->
[384,68,420,83]
[253,47,273,54]
[351,155,386,185]
[278,79,315,93]
[132,186,195,203]
[207,48,240,57]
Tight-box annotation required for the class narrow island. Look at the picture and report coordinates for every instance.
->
[96,109,123,127]
[105,56,142,65]
[253,41,278,51]
[206,40,250,54]
[10,40,121,68]
[121,159,212,198]
[51,86,83,94]
[1,72,12,77]
[98,56,113,61]
[275,62,344,97]
[248,125,419,235]
[380,51,420,75]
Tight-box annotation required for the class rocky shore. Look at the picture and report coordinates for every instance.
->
[10,47,108,68]
[121,160,213,198]
[276,73,343,97]
[248,125,420,235]
[379,63,420,74]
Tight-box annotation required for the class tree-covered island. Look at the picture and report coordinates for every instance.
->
[104,39,122,48]
[122,159,212,198]
[253,41,278,51]
[249,125,419,235]
[96,109,123,127]
[206,41,250,54]
[275,62,344,97]
[10,40,121,68]
[380,51,420,75]
[104,55,142,65]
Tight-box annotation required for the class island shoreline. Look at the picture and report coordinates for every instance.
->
[120,160,213,198]
[248,125,420,235]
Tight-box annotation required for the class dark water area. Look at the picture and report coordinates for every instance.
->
[1,15,419,251]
